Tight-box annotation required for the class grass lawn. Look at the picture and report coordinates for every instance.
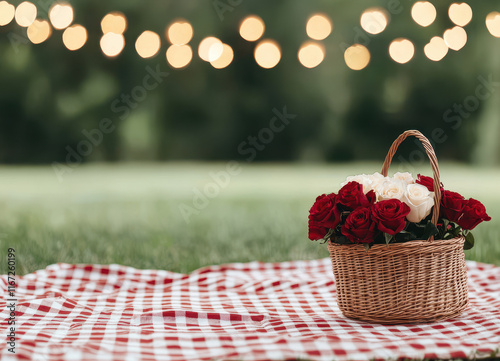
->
[1,162,500,276]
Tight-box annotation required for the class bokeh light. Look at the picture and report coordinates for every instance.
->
[198,37,223,62]
[135,31,161,58]
[389,38,415,64]
[448,3,472,27]
[27,19,51,44]
[344,44,370,70]
[63,24,87,51]
[306,14,332,41]
[239,15,265,42]
[298,42,325,68]
[486,12,500,38]
[0,1,15,26]
[100,32,125,57]
[254,40,281,69]
[411,1,436,27]
[443,26,467,51]
[211,44,234,69]
[101,12,127,34]
[49,2,73,30]
[424,37,448,61]
[166,45,193,69]
[15,1,37,27]
[167,20,193,45]
[360,8,388,35]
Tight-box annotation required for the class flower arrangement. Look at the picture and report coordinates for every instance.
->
[308,172,491,250]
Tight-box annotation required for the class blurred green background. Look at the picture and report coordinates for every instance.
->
[1,0,500,274]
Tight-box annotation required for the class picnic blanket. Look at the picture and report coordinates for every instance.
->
[1,259,500,361]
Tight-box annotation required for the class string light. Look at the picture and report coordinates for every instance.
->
[63,24,87,51]
[424,37,448,61]
[0,1,15,26]
[239,15,265,42]
[166,45,193,69]
[27,19,51,44]
[101,12,127,34]
[344,44,370,70]
[198,37,223,62]
[49,2,73,30]
[389,38,415,64]
[167,20,193,45]
[306,14,332,40]
[15,1,37,27]
[135,31,161,58]
[254,39,281,68]
[443,26,467,51]
[298,41,325,68]
[100,32,125,57]
[486,12,500,38]
[211,44,234,69]
[411,1,436,27]
[360,8,388,35]
[448,3,472,27]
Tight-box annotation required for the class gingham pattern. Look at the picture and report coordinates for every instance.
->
[1,259,500,361]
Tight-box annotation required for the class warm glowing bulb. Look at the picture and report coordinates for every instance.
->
[166,45,193,69]
[0,1,15,26]
[167,20,193,45]
[486,12,500,38]
[211,44,234,69]
[443,26,467,51]
[254,39,281,69]
[411,1,436,27]
[101,12,127,34]
[63,24,87,51]
[135,31,161,58]
[389,38,415,64]
[239,15,265,42]
[15,1,36,27]
[448,3,472,27]
[298,42,325,68]
[360,8,388,35]
[27,19,51,44]
[198,37,223,62]
[306,14,332,41]
[100,32,125,57]
[424,37,448,61]
[344,44,370,70]
[49,2,73,30]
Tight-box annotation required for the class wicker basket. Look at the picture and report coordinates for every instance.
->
[328,130,469,324]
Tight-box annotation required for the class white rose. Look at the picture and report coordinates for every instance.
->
[402,183,434,223]
[341,174,373,194]
[375,179,406,201]
[392,172,414,185]
[368,172,386,190]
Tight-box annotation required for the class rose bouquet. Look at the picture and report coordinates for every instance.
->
[308,172,490,250]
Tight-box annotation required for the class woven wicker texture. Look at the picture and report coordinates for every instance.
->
[329,130,469,324]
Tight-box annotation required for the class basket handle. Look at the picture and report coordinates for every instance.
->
[380,130,441,239]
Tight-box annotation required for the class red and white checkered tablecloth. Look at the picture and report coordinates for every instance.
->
[1,259,500,361]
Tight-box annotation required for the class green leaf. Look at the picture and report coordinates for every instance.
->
[363,243,371,252]
[421,221,439,240]
[394,230,417,243]
[464,231,475,250]
[384,232,393,245]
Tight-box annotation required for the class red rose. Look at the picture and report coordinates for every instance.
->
[371,199,411,235]
[308,193,339,240]
[440,190,466,223]
[457,198,491,230]
[415,174,443,192]
[337,182,376,210]
[341,207,377,244]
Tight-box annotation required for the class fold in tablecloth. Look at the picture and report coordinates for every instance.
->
[1,259,500,361]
